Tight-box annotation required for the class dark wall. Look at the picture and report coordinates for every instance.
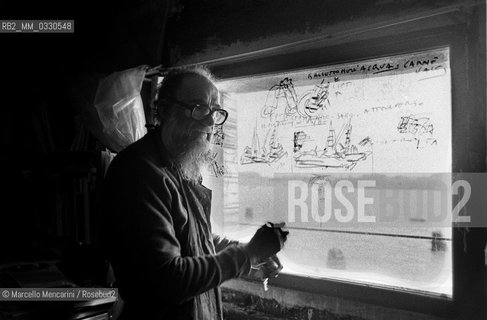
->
[167,0,461,64]
[0,0,170,261]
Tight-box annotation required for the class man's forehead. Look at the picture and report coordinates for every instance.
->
[176,74,219,101]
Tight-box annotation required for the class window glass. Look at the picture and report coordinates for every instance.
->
[206,47,452,296]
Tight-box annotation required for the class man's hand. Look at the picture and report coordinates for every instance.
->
[244,222,289,266]
[253,255,283,279]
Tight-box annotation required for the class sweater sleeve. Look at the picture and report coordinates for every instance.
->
[102,156,250,304]
[213,234,240,252]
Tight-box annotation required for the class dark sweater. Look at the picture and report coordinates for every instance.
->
[100,128,250,319]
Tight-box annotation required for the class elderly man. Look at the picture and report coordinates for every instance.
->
[100,66,288,320]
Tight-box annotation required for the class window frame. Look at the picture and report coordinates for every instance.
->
[203,5,484,316]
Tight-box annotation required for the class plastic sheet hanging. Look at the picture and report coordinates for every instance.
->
[94,65,148,152]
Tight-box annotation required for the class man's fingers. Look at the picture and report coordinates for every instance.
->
[280,230,289,242]
[266,255,283,278]
[273,222,286,228]
[271,255,283,269]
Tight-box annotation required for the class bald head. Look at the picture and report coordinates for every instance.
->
[157,66,217,119]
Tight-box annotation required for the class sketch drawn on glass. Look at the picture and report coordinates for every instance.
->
[293,131,309,153]
[298,78,332,118]
[207,150,225,177]
[397,114,437,149]
[261,77,335,119]
[240,125,288,165]
[261,77,298,118]
[293,117,372,170]
[211,125,224,146]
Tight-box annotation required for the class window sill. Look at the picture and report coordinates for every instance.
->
[228,272,454,319]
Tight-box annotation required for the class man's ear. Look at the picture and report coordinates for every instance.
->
[157,100,171,120]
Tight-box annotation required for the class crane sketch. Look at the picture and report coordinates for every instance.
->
[261,77,299,117]
[297,79,332,117]
[260,78,334,119]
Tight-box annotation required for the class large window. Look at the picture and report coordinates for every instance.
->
[206,47,453,297]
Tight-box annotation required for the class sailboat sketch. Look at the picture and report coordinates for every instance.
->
[240,126,288,165]
[294,118,372,170]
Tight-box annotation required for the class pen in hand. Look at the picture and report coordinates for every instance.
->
[250,221,288,291]
[252,263,269,291]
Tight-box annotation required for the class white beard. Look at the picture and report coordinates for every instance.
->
[177,152,210,183]
[174,133,212,183]
[164,112,213,183]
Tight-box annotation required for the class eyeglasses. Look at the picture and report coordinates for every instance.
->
[167,97,228,125]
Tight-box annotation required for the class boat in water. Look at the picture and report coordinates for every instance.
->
[240,126,287,165]
[294,118,371,170]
